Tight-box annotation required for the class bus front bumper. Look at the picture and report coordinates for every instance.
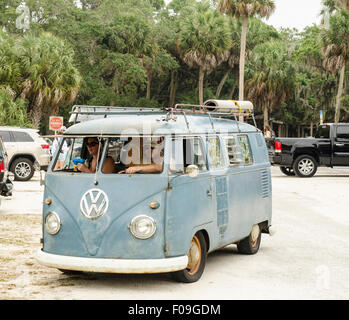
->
[36,250,188,274]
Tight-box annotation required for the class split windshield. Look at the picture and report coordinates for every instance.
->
[53,136,164,174]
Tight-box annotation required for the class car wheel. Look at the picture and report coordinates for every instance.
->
[11,158,35,181]
[293,155,318,178]
[237,224,261,255]
[172,232,207,283]
[280,166,296,176]
[58,269,83,276]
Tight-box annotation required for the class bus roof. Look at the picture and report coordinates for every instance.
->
[64,113,258,136]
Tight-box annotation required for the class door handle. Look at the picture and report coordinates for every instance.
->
[207,190,212,197]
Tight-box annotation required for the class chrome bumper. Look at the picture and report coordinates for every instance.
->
[36,250,188,274]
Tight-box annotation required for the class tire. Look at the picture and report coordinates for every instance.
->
[58,269,83,276]
[293,155,318,178]
[280,166,295,176]
[237,224,261,255]
[11,157,35,181]
[172,232,207,283]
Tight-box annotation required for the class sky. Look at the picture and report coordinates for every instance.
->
[264,0,323,31]
[165,0,324,31]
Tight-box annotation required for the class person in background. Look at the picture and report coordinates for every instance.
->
[264,125,273,139]
[52,126,68,170]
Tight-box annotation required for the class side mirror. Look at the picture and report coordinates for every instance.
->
[185,164,199,178]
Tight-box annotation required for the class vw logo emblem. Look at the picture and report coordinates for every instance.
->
[80,189,109,220]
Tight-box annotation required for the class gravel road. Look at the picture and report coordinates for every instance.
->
[0,167,348,300]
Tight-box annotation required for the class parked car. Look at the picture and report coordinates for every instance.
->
[0,127,50,181]
[0,136,13,206]
[268,123,349,177]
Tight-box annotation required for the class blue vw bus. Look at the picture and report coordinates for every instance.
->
[36,100,273,283]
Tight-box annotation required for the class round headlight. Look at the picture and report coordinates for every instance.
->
[45,212,61,235]
[129,215,156,240]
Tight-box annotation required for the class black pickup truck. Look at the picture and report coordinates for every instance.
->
[268,123,349,177]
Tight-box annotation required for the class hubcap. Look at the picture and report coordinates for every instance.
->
[250,224,260,247]
[298,158,314,175]
[186,236,201,275]
[15,162,31,178]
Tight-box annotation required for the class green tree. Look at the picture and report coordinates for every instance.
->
[18,32,81,128]
[218,0,276,102]
[177,2,232,104]
[215,17,279,99]
[322,9,349,122]
[0,89,32,127]
[0,31,21,92]
[245,40,295,127]
[336,0,349,10]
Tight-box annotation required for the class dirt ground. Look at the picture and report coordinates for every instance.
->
[0,168,349,300]
[0,214,74,299]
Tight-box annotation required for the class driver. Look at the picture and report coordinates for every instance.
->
[77,137,115,174]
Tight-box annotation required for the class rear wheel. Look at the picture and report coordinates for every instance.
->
[11,158,34,181]
[172,232,207,283]
[293,155,318,178]
[58,269,83,276]
[280,166,295,176]
[237,224,261,255]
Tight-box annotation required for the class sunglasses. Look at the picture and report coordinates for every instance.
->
[86,141,99,147]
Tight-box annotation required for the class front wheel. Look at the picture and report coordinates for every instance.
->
[293,155,318,178]
[280,166,295,176]
[171,232,207,283]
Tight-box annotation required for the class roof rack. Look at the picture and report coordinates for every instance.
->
[69,105,163,123]
[69,100,258,128]
[169,100,257,128]
[173,100,253,116]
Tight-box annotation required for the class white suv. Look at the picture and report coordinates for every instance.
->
[0,127,50,181]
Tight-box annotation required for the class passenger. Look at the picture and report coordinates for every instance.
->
[264,125,273,139]
[119,139,163,174]
[77,137,115,174]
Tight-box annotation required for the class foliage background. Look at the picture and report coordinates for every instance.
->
[0,0,348,135]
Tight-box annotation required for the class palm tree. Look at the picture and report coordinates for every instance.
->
[322,9,349,123]
[218,0,276,102]
[336,0,349,10]
[245,40,295,128]
[18,32,81,129]
[0,32,21,94]
[216,17,279,99]
[177,2,232,105]
[215,17,240,98]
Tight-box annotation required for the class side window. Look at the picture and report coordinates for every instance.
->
[206,136,225,170]
[0,131,12,142]
[222,136,240,166]
[12,131,34,142]
[237,135,253,166]
[170,136,207,173]
[105,137,164,174]
[336,126,349,140]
